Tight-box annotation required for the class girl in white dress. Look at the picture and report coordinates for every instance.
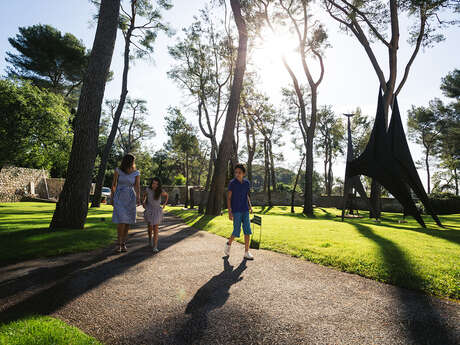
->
[142,177,168,253]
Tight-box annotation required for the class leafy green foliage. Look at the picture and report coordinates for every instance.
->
[5,24,88,105]
[119,0,173,59]
[349,107,372,156]
[0,316,102,345]
[115,98,155,154]
[407,98,452,192]
[407,99,447,149]
[167,5,234,168]
[441,69,460,99]
[165,107,200,158]
[150,149,176,185]
[0,80,72,176]
[315,106,345,195]
[169,206,460,299]
[173,174,186,185]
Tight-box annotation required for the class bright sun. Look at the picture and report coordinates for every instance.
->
[255,32,298,63]
[251,31,299,84]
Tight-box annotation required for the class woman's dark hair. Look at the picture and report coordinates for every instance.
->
[150,177,163,200]
[120,153,136,174]
[234,163,246,173]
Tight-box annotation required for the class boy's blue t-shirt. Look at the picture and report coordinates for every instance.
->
[228,178,250,213]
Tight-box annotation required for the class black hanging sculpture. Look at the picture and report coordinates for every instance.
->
[341,113,376,219]
[343,90,442,228]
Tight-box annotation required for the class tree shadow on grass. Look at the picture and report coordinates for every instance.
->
[350,221,458,345]
[346,215,460,246]
[173,257,247,344]
[0,207,113,218]
[253,207,320,219]
[0,219,198,325]
[0,216,118,265]
[259,206,274,214]
[0,226,115,266]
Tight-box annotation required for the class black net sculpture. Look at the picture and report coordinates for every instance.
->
[343,90,442,228]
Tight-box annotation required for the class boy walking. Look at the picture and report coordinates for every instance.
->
[224,163,254,260]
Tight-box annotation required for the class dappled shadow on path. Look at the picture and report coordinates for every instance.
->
[173,257,247,344]
[0,218,197,324]
[350,222,458,344]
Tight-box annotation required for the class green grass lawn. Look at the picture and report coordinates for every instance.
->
[0,316,102,345]
[167,206,460,299]
[0,202,117,265]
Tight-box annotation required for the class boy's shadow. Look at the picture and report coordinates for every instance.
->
[174,257,247,344]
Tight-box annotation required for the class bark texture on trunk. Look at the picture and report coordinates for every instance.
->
[92,26,133,208]
[425,150,431,194]
[245,118,255,183]
[303,90,317,216]
[264,138,272,206]
[327,150,333,196]
[185,152,189,208]
[198,146,215,214]
[269,139,277,192]
[205,0,247,215]
[291,154,305,213]
[455,167,459,196]
[50,0,121,229]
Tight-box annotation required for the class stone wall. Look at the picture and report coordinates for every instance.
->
[0,166,49,202]
[250,191,304,206]
[313,195,404,212]
[193,190,304,207]
[36,178,65,200]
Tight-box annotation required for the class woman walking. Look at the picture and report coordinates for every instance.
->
[111,153,140,253]
[142,177,168,253]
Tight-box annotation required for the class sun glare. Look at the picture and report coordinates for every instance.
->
[251,30,300,89]
[255,32,298,64]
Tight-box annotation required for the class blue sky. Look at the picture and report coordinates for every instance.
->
[1,0,459,187]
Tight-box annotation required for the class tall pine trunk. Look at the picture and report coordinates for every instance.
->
[198,146,214,214]
[91,26,133,208]
[50,0,120,229]
[264,139,272,207]
[323,158,328,196]
[269,139,277,192]
[303,90,317,216]
[185,151,189,208]
[291,154,305,213]
[327,156,333,196]
[425,150,431,194]
[454,166,459,196]
[205,0,247,215]
[245,118,255,183]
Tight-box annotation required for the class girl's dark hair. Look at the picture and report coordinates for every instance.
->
[120,153,136,174]
[150,177,163,200]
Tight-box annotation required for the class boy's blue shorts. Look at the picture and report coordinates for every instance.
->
[232,211,252,237]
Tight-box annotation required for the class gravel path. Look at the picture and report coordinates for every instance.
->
[1,212,459,345]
